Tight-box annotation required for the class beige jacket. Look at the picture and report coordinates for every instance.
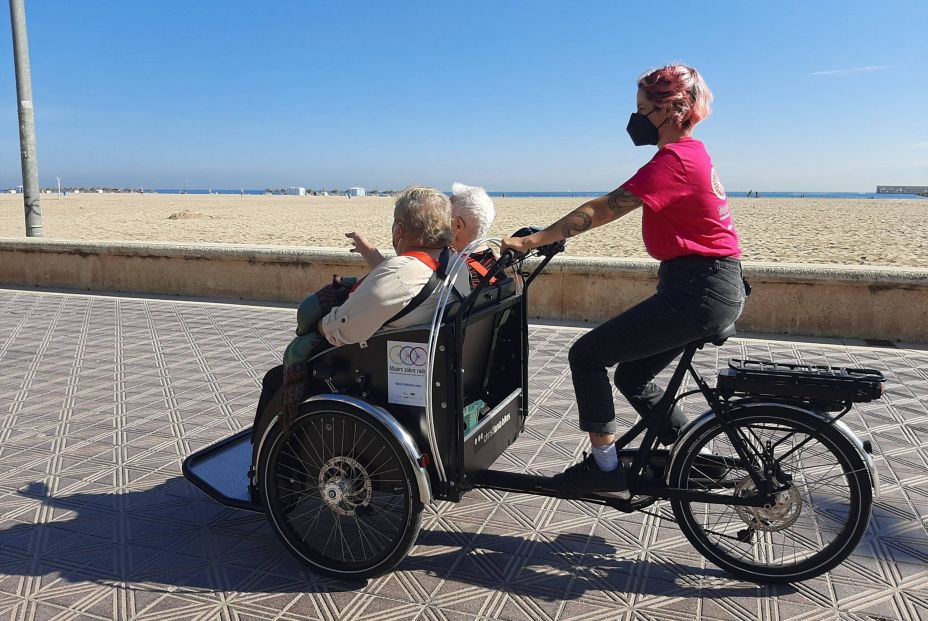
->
[319,255,470,347]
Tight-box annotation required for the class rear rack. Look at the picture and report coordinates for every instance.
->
[717,358,885,403]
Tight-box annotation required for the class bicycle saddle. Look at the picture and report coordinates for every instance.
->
[696,324,736,348]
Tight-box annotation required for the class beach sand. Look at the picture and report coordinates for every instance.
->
[1,193,926,267]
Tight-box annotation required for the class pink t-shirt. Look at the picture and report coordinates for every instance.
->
[622,137,742,261]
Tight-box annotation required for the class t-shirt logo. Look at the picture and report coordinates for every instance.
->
[710,167,726,200]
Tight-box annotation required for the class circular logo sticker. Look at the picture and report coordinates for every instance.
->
[389,345,428,366]
[711,167,726,200]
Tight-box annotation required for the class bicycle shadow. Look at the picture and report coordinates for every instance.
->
[403,527,797,601]
[0,478,358,594]
[4,477,882,601]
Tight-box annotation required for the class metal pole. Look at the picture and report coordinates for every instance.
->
[9,0,42,236]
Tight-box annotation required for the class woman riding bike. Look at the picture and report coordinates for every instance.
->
[501,64,746,497]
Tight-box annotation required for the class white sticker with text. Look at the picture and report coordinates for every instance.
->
[387,341,429,407]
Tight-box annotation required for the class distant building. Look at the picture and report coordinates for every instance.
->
[877,185,928,194]
[347,187,366,197]
[287,186,306,196]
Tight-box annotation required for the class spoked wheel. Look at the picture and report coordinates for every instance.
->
[256,401,423,579]
[668,406,872,583]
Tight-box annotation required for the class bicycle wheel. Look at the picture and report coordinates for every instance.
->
[668,405,872,583]
[256,401,423,579]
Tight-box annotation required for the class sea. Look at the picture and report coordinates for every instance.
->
[488,191,925,200]
[153,190,925,199]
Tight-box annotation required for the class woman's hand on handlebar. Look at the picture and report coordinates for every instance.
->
[500,235,535,257]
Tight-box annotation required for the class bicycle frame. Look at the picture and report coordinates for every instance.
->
[399,237,876,511]
[614,341,879,508]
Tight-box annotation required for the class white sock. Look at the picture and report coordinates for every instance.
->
[591,443,618,472]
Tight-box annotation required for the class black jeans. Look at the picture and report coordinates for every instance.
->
[569,255,746,439]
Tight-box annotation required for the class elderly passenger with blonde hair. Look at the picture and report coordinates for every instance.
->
[318,185,470,346]
[347,182,497,288]
[254,185,470,428]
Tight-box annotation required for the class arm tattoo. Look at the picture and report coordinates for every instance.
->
[606,187,643,216]
[559,209,593,238]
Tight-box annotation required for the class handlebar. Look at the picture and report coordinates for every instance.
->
[492,227,566,276]
[497,249,519,273]
[453,229,564,347]
[480,229,565,295]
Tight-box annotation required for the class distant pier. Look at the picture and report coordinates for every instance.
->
[877,185,928,194]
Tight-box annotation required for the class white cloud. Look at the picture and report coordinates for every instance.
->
[809,65,888,77]
[914,141,928,148]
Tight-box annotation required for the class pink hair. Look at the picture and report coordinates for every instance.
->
[638,64,713,130]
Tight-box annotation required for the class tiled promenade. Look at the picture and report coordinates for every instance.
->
[1,289,926,621]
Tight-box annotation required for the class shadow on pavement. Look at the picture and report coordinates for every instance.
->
[403,528,797,601]
[1,477,805,600]
[0,478,360,594]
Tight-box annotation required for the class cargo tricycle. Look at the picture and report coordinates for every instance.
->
[184,233,884,584]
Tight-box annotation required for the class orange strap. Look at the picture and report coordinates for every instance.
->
[400,250,440,272]
[467,255,496,283]
[348,250,441,293]
[466,256,488,276]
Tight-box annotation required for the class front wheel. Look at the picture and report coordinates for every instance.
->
[668,406,872,583]
[256,401,423,579]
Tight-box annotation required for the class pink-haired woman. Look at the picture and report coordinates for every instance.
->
[501,64,746,497]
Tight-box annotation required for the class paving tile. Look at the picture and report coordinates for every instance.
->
[1,288,926,621]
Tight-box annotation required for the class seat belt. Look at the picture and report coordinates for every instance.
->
[386,248,449,324]
[466,254,497,285]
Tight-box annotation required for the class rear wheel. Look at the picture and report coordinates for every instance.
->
[669,406,872,583]
[256,401,423,579]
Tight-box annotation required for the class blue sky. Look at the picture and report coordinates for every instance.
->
[1,1,926,192]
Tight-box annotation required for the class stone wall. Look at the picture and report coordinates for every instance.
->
[1,238,926,342]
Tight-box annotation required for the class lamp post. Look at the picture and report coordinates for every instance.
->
[9,0,43,236]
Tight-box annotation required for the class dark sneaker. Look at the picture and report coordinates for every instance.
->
[552,452,630,499]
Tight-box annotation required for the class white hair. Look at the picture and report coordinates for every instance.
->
[450,182,495,239]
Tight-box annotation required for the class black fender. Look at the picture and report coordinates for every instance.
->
[253,393,432,506]
[666,400,880,497]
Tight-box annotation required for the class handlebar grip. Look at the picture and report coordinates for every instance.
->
[490,248,521,277]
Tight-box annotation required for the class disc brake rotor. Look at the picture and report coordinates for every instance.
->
[733,475,802,532]
[318,456,373,517]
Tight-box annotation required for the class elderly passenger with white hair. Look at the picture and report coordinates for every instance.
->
[253,186,470,428]
[319,185,470,346]
[347,182,497,288]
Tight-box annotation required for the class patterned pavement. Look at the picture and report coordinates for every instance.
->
[1,288,926,621]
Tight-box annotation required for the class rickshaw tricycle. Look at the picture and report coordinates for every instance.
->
[184,234,884,584]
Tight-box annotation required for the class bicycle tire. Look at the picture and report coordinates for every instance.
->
[256,401,423,579]
[669,405,872,583]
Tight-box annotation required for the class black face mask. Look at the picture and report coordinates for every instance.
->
[626,109,659,146]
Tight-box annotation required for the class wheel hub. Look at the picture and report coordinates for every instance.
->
[318,456,372,517]
[733,476,802,532]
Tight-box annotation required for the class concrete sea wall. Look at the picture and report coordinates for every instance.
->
[1,238,926,342]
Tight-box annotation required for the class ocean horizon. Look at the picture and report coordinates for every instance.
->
[148,189,925,200]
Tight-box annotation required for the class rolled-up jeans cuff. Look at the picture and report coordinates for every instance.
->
[579,417,617,434]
